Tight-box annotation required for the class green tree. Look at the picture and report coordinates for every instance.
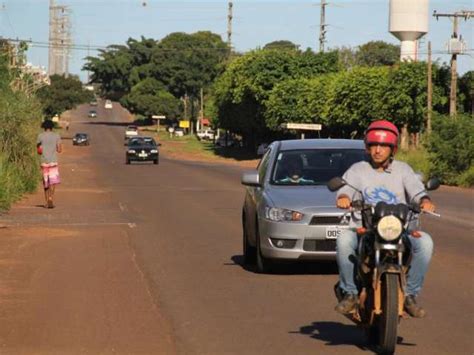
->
[381,62,443,147]
[36,75,93,117]
[459,70,473,114]
[84,44,133,99]
[327,66,390,137]
[263,40,299,51]
[150,31,228,99]
[214,49,339,146]
[355,41,400,67]
[265,74,337,133]
[121,78,182,119]
[427,113,473,185]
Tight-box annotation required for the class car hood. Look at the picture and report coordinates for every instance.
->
[264,185,341,214]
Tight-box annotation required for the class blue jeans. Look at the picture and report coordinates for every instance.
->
[336,229,433,297]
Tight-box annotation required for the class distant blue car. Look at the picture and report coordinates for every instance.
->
[241,139,368,273]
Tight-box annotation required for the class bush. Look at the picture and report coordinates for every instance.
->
[456,166,474,187]
[0,88,42,210]
[427,114,473,185]
[395,148,431,179]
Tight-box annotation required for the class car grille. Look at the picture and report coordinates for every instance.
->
[310,216,344,225]
[303,239,337,252]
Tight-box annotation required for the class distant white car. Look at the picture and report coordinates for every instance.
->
[197,129,215,141]
[104,100,113,109]
[174,128,185,137]
[124,125,138,144]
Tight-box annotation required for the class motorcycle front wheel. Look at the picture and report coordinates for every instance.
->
[378,273,399,354]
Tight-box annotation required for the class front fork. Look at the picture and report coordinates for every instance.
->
[371,264,407,322]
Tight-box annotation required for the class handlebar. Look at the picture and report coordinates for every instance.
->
[423,210,441,218]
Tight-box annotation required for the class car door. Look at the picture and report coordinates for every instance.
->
[245,146,273,246]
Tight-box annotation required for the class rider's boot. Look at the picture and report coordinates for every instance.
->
[404,295,426,318]
[335,293,359,315]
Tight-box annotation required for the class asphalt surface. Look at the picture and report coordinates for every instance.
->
[0,102,472,355]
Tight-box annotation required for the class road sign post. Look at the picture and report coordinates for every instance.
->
[279,123,322,139]
[152,115,166,132]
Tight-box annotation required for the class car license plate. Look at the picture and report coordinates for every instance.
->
[325,226,346,239]
[138,153,148,158]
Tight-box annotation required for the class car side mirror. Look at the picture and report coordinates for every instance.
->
[327,177,346,192]
[241,171,261,187]
[158,143,162,146]
[425,177,440,191]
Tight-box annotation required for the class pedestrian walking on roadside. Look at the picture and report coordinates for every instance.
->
[37,119,62,208]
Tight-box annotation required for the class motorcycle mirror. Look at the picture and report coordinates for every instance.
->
[425,177,441,191]
[327,177,346,192]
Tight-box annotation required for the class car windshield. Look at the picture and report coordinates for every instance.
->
[271,149,368,186]
[129,138,156,147]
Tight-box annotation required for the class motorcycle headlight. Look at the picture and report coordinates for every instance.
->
[264,207,303,222]
[377,215,402,241]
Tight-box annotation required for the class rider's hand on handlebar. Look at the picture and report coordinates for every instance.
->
[420,198,436,213]
[336,196,352,209]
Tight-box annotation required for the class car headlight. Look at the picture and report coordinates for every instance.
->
[150,149,158,153]
[377,215,402,241]
[264,207,303,222]
[128,149,136,153]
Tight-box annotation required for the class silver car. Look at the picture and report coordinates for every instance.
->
[241,139,367,273]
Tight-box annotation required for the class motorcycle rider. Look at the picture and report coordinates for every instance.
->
[335,120,436,318]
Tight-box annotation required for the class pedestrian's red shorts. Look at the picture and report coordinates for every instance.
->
[41,163,60,188]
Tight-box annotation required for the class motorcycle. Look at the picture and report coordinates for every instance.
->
[327,176,440,354]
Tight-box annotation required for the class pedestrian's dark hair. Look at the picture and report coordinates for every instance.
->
[42,119,54,130]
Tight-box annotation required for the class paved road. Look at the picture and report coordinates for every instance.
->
[0,103,472,354]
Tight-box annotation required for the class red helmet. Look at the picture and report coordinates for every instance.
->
[364,120,399,152]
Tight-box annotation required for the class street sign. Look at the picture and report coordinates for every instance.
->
[280,123,322,130]
[179,120,190,128]
[152,115,166,119]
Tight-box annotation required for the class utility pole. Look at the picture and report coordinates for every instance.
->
[433,10,473,117]
[199,87,204,132]
[427,41,432,134]
[227,1,233,52]
[319,0,327,52]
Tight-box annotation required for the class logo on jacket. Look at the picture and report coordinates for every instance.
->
[363,187,398,205]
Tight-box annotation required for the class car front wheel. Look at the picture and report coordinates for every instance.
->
[242,214,256,265]
[256,224,273,274]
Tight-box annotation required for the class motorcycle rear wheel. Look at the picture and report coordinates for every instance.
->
[378,273,399,354]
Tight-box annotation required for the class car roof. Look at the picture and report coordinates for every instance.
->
[75,133,88,136]
[276,138,365,151]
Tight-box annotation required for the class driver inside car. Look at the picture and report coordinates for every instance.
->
[276,156,314,184]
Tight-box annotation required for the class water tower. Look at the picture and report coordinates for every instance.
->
[389,0,429,61]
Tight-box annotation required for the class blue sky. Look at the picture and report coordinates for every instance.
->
[2,0,472,81]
